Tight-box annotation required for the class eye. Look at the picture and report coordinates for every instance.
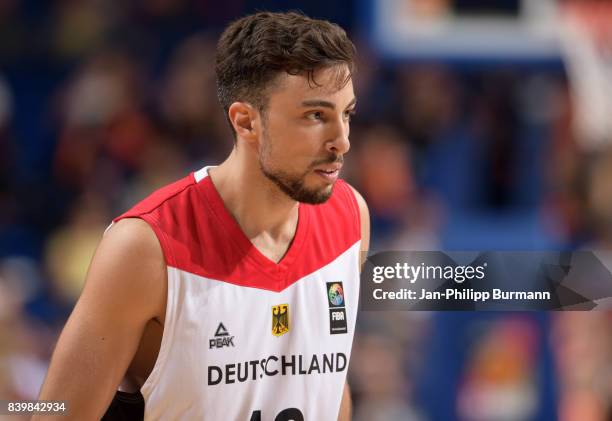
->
[306,111,324,121]
[344,109,356,122]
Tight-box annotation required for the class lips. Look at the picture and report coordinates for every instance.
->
[313,165,341,182]
[314,163,342,173]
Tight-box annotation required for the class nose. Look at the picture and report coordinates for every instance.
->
[326,119,350,155]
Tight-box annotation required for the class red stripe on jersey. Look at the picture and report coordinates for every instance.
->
[114,172,360,292]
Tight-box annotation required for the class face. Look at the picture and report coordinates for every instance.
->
[257,66,356,204]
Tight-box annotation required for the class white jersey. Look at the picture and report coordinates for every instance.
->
[114,167,362,420]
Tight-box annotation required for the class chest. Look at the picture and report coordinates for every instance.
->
[139,243,361,419]
[182,265,357,362]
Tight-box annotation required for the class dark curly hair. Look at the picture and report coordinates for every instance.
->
[215,11,355,132]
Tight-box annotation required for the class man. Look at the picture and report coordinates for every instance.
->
[37,11,369,420]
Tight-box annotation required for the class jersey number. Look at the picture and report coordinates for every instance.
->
[249,408,304,421]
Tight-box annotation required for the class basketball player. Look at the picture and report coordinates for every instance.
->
[36,11,369,420]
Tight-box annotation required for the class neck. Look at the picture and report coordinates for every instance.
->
[208,147,299,242]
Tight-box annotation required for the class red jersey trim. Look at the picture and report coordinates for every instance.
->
[113,171,361,292]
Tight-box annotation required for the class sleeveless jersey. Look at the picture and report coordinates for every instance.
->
[113,166,362,420]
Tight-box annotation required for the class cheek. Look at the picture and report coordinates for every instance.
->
[260,134,291,169]
[262,119,328,169]
[270,127,320,156]
[291,125,330,153]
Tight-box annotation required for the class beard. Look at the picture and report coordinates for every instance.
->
[260,164,333,204]
[259,148,342,205]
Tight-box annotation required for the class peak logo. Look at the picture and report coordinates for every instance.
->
[209,323,235,349]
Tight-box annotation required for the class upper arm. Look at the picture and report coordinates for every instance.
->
[36,218,166,420]
[348,184,370,269]
[338,381,352,421]
[344,186,368,420]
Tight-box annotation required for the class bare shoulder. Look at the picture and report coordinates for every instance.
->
[84,217,167,320]
[346,184,369,218]
[100,217,166,276]
[102,217,164,261]
[345,183,370,264]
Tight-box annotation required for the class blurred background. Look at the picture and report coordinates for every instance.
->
[1,0,612,420]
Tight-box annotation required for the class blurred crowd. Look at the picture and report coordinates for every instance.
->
[1,1,612,420]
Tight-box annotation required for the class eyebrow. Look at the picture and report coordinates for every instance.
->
[301,97,357,110]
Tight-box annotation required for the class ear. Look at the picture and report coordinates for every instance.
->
[228,102,259,143]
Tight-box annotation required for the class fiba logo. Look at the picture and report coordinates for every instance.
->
[327,283,345,307]
[325,282,348,335]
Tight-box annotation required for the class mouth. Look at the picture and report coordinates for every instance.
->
[313,165,341,182]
